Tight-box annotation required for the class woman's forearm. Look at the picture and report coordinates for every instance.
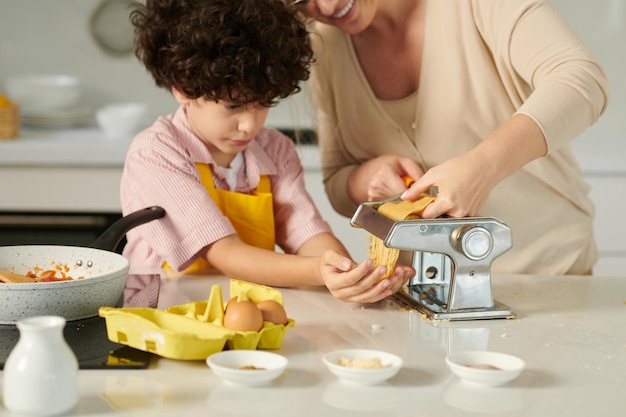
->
[474,113,547,185]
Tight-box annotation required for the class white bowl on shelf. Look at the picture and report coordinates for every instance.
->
[6,75,82,110]
[445,350,525,387]
[206,350,288,387]
[95,102,149,138]
[323,349,403,385]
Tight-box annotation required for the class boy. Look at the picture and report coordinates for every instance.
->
[121,0,411,303]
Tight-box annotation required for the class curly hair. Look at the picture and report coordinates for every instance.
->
[131,0,314,107]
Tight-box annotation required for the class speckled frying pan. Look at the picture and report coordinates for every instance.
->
[0,206,165,324]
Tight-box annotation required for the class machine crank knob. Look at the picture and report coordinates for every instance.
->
[455,226,494,260]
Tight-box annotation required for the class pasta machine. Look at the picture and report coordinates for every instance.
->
[350,201,515,321]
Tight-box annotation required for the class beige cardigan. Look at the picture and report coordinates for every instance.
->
[309,0,610,275]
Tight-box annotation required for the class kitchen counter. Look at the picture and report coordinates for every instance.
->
[1,273,623,416]
[0,127,130,167]
[0,127,321,169]
[0,127,623,173]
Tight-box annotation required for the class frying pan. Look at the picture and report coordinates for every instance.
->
[0,206,165,324]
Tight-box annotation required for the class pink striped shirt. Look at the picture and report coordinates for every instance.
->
[120,106,331,271]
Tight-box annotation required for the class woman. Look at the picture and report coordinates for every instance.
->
[294,0,610,275]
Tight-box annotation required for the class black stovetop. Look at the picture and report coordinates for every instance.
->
[0,274,161,370]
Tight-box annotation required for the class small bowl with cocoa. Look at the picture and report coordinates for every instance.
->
[445,350,525,387]
[206,350,288,386]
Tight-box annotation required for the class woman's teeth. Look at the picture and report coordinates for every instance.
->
[333,0,354,19]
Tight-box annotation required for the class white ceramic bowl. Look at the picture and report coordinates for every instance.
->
[206,350,288,387]
[445,351,525,387]
[95,102,148,138]
[322,349,403,385]
[6,75,81,110]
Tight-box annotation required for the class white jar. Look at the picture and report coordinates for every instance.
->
[3,315,79,415]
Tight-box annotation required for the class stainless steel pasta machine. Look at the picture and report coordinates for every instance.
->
[351,201,515,321]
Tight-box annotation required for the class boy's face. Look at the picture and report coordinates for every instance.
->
[173,88,270,167]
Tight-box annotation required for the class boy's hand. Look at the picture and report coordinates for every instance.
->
[320,251,413,303]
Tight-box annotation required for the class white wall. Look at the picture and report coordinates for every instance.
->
[0,0,622,135]
[548,0,625,145]
[0,0,316,129]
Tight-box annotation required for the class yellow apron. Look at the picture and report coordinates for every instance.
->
[165,163,275,273]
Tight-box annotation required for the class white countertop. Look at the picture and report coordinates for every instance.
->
[1,273,623,416]
[0,127,321,170]
[0,128,131,168]
[0,127,623,175]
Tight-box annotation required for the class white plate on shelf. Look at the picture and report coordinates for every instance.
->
[21,107,94,127]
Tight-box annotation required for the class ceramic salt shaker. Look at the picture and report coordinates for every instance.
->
[3,315,79,415]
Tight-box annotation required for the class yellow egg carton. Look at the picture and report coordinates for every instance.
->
[99,279,295,360]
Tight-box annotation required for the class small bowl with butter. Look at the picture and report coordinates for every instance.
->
[323,349,403,385]
[445,350,525,387]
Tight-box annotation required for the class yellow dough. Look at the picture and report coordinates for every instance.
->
[368,194,436,279]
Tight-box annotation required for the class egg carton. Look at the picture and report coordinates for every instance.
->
[99,279,295,360]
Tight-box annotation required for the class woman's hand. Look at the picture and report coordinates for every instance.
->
[402,114,548,218]
[348,155,424,203]
[319,250,414,303]
[402,149,497,218]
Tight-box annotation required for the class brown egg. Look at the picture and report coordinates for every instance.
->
[224,296,238,313]
[256,299,288,325]
[223,298,264,332]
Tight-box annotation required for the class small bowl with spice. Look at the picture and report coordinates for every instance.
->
[206,350,288,387]
[323,349,403,385]
[445,350,525,387]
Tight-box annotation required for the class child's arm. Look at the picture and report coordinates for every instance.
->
[204,233,412,303]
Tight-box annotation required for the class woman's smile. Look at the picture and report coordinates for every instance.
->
[333,0,355,19]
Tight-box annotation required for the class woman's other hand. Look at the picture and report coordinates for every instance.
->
[347,155,424,203]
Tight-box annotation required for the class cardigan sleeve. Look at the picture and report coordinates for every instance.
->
[472,0,610,152]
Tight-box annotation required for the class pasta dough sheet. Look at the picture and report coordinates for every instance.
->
[368,194,436,279]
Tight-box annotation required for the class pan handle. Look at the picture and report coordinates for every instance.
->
[89,206,166,252]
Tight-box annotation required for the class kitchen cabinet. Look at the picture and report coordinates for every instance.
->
[0,127,127,213]
[0,166,122,213]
